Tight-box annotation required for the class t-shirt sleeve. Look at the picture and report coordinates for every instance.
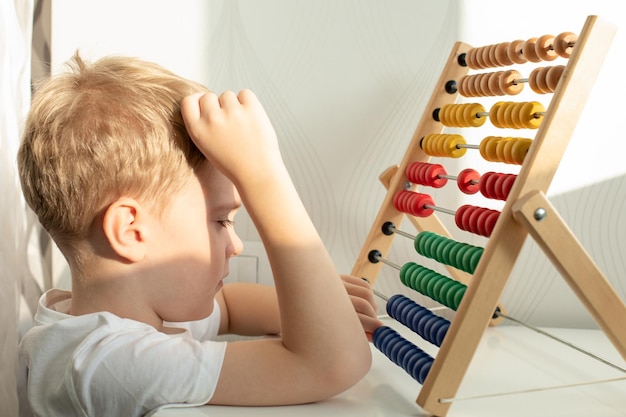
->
[71,317,227,416]
[164,299,221,341]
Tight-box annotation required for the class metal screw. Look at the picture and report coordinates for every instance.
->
[534,207,547,221]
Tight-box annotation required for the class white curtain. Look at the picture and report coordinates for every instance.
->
[0,1,49,416]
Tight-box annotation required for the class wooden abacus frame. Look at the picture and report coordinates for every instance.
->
[352,15,626,417]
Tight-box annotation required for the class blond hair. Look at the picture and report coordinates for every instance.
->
[18,52,207,264]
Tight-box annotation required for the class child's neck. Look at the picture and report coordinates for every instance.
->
[69,269,165,332]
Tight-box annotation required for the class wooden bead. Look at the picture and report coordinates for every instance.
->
[499,70,523,96]
[459,76,472,97]
[464,75,477,97]
[546,65,565,91]
[470,74,483,96]
[466,48,478,69]
[507,40,527,64]
[535,34,558,61]
[487,44,499,68]
[480,72,494,95]
[488,72,505,96]
[495,42,514,66]
[554,31,578,58]
[522,37,542,63]
[481,45,493,68]
[533,68,551,94]
[475,47,487,69]
[529,67,544,94]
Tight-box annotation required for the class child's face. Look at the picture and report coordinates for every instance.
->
[149,163,242,323]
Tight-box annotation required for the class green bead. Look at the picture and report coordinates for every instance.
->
[453,285,467,310]
[469,248,483,273]
[400,262,418,286]
[437,279,456,309]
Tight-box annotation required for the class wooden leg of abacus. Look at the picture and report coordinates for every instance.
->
[513,190,626,360]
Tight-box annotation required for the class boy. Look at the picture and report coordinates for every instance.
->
[18,53,381,417]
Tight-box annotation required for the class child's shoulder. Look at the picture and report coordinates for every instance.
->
[20,291,227,416]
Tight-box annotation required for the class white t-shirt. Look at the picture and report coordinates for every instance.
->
[19,289,227,417]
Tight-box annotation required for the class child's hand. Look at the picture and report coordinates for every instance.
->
[181,90,284,188]
[341,274,384,341]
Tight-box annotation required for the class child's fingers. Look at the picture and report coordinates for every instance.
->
[341,274,372,290]
[180,93,205,125]
[181,92,222,137]
[359,315,384,340]
[217,90,239,110]
[237,88,258,105]
[342,275,377,309]
[349,294,377,318]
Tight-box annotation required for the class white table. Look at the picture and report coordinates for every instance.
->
[154,318,626,416]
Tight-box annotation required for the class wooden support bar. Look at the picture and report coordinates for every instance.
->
[513,190,626,361]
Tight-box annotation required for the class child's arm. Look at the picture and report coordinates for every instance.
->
[216,283,280,336]
[216,276,382,338]
[181,90,372,406]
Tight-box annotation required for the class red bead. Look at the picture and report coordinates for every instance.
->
[457,168,480,194]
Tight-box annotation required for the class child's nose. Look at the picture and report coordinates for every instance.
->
[228,230,244,258]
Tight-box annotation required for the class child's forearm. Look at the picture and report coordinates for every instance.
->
[241,173,370,371]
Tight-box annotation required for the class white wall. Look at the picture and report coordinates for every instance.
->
[50,0,212,82]
[49,0,625,328]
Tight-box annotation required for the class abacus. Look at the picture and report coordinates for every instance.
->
[352,15,626,416]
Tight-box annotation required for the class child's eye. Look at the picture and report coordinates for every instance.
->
[217,219,235,228]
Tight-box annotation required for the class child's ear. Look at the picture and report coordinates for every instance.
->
[102,198,148,263]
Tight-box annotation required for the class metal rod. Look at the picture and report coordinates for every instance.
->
[457,143,480,149]
[371,252,403,271]
[425,204,457,216]
[372,288,389,302]
[439,376,626,404]
[386,223,416,240]
[497,311,626,374]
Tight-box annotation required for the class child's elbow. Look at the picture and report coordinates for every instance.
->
[323,342,373,397]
